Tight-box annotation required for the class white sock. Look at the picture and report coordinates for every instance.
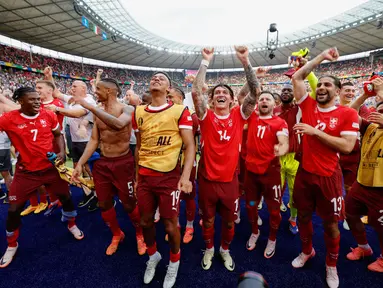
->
[252,232,259,237]
[206,247,214,252]
[186,220,194,228]
[149,251,161,261]
[358,243,371,250]
[220,246,228,253]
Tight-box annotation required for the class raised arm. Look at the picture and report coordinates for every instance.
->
[236,83,249,106]
[235,46,261,118]
[76,98,133,131]
[192,48,213,119]
[292,48,339,102]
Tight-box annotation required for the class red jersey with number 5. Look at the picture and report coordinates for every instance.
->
[298,94,359,177]
[199,106,247,182]
[246,114,288,174]
[0,109,59,171]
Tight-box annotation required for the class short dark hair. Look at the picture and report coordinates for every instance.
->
[100,78,122,96]
[152,71,172,86]
[13,86,36,101]
[210,84,234,99]
[36,80,55,90]
[259,90,275,99]
[341,81,354,88]
[171,87,185,99]
[318,75,341,89]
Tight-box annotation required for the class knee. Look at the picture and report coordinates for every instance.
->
[270,208,281,219]
[298,211,311,224]
[98,200,113,211]
[203,217,214,229]
[224,221,234,230]
[164,221,179,235]
[122,203,134,214]
[324,221,339,235]
[140,215,154,229]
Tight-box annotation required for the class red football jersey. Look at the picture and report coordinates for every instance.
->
[274,103,302,154]
[0,109,59,171]
[246,114,288,174]
[41,98,65,129]
[199,106,247,182]
[298,94,359,177]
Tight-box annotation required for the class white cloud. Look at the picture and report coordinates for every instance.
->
[122,0,368,46]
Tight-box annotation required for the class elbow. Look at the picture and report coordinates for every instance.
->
[341,146,354,155]
[291,72,304,83]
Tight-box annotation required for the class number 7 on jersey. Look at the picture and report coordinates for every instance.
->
[31,129,38,141]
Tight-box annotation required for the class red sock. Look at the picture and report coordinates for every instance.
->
[246,203,258,234]
[298,221,313,255]
[39,192,47,204]
[128,205,142,236]
[170,249,181,263]
[324,232,340,267]
[186,199,196,222]
[29,193,39,207]
[101,207,121,236]
[6,229,19,248]
[202,225,214,249]
[351,228,368,246]
[269,209,282,241]
[68,218,76,229]
[221,225,235,250]
[147,242,157,256]
[48,190,58,203]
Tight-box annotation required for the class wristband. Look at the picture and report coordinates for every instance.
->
[201,60,209,67]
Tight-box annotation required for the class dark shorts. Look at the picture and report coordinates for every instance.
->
[180,165,197,201]
[294,166,344,221]
[72,141,87,163]
[92,153,136,207]
[9,166,70,205]
[0,149,11,172]
[342,168,357,192]
[245,164,282,210]
[198,173,239,222]
[345,182,383,227]
[137,167,181,219]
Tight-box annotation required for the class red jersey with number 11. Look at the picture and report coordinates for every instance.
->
[199,106,247,182]
[0,109,59,171]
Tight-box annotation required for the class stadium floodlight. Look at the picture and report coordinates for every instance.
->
[266,23,278,60]
[346,25,350,28]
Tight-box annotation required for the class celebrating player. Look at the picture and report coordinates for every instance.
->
[192,46,260,271]
[244,90,289,258]
[0,87,83,268]
[346,77,383,272]
[133,72,195,288]
[71,78,145,256]
[291,47,359,288]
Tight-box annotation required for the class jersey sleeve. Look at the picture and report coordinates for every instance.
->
[132,110,138,132]
[340,109,359,137]
[359,105,371,120]
[48,111,60,131]
[179,108,193,130]
[276,119,289,137]
[296,93,313,109]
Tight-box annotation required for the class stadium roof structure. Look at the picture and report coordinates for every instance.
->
[0,0,383,69]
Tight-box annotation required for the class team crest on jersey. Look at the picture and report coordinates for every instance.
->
[17,124,27,129]
[329,117,338,129]
[228,119,233,127]
[138,117,144,126]
[40,119,47,127]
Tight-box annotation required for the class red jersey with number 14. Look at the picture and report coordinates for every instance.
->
[246,114,288,174]
[0,109,59,171]
[199,106,247,182]
[298,94,359,177]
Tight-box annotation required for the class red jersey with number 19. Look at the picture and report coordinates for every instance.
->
[0,109,59,171]
[298,94,359,177]
[246,114,288,174]
[199,106,247,182]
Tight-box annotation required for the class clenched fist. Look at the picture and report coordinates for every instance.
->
[321,47,339,62]
[235,46,249,65]
[202,48,214,62]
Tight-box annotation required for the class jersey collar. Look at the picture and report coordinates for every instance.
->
[20,112,40,119]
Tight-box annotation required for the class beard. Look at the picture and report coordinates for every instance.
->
[259,107,273,116]
[316,93,332,105]
[280,96,293,104]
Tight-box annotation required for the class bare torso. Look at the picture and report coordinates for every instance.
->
[96,101,131,157]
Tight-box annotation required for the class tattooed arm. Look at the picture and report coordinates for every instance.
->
[236,83,249,106]
[235,46,261,119]
[192,48,214,119]
[292,47,339,102]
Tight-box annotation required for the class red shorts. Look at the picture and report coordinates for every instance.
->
[9,166,69,205]
[341,167,357,192]
[345,182,383,227]
[198,173,239,222]
[92,153,136,206]
[137,167,180,219]
[238,156,246,194]
[180,165,196,201]
[294,166,344,221]
[245,164,282,210]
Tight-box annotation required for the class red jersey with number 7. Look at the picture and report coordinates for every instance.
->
[0,109,59,171]
[246,114,289,174]
[199,106,247,182]
[297,94,359,177]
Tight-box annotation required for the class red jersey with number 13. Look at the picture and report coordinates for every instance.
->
[199,106,247,182]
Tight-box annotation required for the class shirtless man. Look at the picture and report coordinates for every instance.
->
[72,78,145,256]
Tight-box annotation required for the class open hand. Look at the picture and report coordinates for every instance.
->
[367,112,383,126]
[293,123,318,136]
[71,165,83,184]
